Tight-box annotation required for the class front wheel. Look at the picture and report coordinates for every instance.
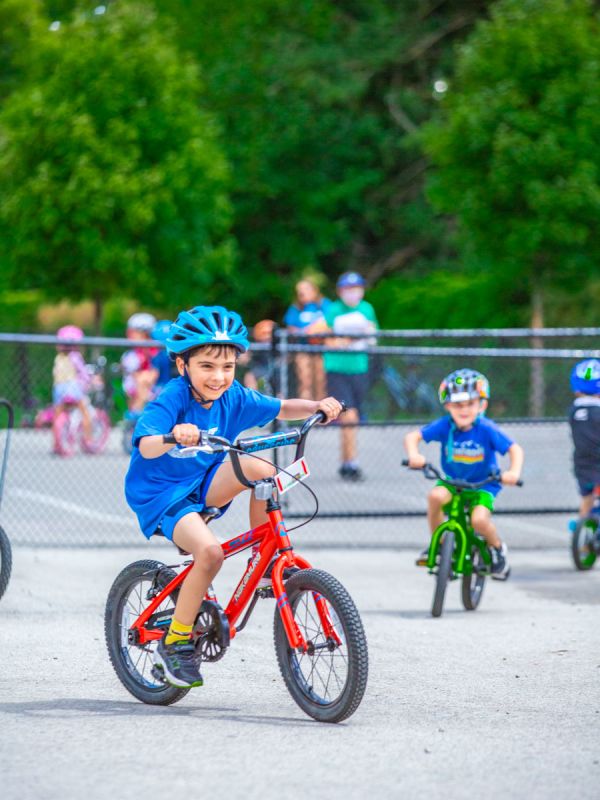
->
[0,526,12,601]
[571,517,598,571]
[52,410,77,456]
[105,559,189,705]
[461,545,486,610]
[432,529,454,618]
[273,569,368,723]
[80,408,110,454]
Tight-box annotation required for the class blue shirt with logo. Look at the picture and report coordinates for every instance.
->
[125,377,281,538]
[420,415,514,496]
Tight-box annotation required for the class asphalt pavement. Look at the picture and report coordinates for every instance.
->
[0,545,598,800]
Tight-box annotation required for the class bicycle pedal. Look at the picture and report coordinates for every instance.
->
[151,664,167,684]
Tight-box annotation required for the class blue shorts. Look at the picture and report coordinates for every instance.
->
[154,461,230,540]
[577,479,596,497]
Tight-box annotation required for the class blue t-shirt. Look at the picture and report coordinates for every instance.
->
[420,415,514,496]
[125,377,281,538]
[284,299,331,330]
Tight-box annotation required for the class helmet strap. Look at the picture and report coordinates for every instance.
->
[184,365,213,407]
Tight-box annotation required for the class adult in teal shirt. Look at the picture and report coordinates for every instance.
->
[324,272,378,481]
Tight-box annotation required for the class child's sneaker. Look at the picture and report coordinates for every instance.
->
[338,464,365,482]
[154,636,203,688]
[490,543,510,580]
[415,548,429,566]
[257,558,300,589]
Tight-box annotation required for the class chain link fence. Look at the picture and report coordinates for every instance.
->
[0,328,597,547]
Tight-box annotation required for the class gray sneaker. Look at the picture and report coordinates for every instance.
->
[154,637,203,688]
[491,543,510,581]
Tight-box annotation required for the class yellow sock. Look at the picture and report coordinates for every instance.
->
[165,618,194,646]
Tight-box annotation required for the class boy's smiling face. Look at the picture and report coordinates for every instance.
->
[176,345,237,403]
[445,397,486,430]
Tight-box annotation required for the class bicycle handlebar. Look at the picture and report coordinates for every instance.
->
[401,459,523,489]
[162,402,345,488]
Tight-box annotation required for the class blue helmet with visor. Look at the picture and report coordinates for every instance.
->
[167,305,249,359]
[570,359,600,395]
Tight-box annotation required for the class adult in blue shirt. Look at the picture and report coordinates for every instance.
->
[284,278,331,399]
[125,304,342,690]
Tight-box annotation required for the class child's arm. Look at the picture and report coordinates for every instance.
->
[501,442,524,485]
[404,429,426,469]
[138,424,201,459]
[278,397,342,423]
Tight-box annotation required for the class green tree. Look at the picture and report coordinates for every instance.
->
[0,3,234,329]
[423,0,600,328]
[151,0,493,319]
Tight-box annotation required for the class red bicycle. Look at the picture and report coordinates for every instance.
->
[105,411,368,723]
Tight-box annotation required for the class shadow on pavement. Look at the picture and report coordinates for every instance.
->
[0,697,315,727]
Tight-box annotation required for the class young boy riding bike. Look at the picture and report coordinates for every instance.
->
[125,305,342,689]
[403,369,524,579]
[568,359,600,519]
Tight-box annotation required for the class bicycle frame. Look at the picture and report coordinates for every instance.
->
[427,492,492,575]
[130,460,341,654]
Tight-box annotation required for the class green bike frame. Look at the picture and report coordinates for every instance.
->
[426,492,492,575]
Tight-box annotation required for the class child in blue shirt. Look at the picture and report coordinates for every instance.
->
[125,304,342,689]
[403,368,523,579]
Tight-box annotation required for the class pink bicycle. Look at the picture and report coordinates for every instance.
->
[52,395,110,456]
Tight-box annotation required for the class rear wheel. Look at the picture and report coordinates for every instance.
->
[461,545,486,610]
[0,526,12,601]
[571,517,598,571]
[105,560,189,705]
[274,569,368,723]
[432,529,454,618]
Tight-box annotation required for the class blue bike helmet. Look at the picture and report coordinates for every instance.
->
[167,305,249,358]
[570,359,600,395]
[439,369,490,404]
[151,319,172,342]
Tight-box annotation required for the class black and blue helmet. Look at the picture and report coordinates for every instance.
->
[570,359,600,395]
[166,305,249,357]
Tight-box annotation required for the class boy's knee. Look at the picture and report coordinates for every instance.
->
[471,507,491,530]
[428,487,449,507]
[201,543,224,572]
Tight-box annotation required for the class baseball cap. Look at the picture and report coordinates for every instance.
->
[336,271,366,288]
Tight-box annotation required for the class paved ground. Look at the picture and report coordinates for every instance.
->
[1,546,598,800]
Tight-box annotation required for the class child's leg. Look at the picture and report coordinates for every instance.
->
[579,494,594,517]
[340,408,359,464]
[77,399,92,438]
[427,485,452,535]
[205,457,276,528]
[470,505,501,548]
[170,514,225,627]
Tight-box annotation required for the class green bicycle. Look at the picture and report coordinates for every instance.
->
[402,461,522,618]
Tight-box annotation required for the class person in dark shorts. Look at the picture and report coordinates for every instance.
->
[568,359,600,518]
[323,272,378,481]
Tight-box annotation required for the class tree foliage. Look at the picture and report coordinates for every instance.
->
[423,0,600,316]
[0,3,234,325]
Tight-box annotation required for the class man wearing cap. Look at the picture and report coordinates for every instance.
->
[324,272,379,481]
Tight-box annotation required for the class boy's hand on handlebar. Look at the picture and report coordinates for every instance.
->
[501,470,520,486]
[407,454,426,469]
[172,423,202,447]
[317,396,343,422]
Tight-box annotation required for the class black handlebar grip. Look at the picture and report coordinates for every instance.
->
[516,479,524,487]
[401,459,409,466]
[163,434,177,444]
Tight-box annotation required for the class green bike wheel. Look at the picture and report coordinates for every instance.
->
[432,529,454,618]
[461,546,486,610]
[571,517,598,571]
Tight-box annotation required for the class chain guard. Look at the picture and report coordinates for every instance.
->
[193,599,230,662]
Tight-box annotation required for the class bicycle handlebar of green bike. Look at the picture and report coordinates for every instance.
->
[401,459,523,489]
